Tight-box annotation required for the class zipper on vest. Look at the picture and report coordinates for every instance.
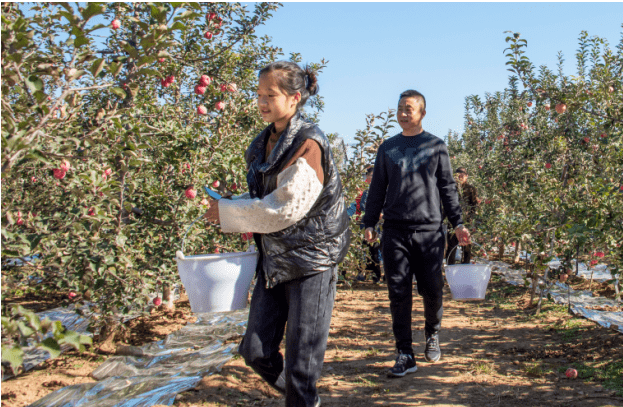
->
[261,171,274,289]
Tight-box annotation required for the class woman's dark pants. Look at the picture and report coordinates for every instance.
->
[238,267,336,407]
[382,227,445,355]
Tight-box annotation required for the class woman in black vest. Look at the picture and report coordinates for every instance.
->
[203,61,350,407]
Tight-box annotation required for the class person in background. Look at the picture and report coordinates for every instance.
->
[447,167,479,265]
[363,89,471,377]
[203,61,350,407]
[356,165,382,283]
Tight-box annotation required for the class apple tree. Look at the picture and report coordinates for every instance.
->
[449,29,622,303]
[1,1,286,371]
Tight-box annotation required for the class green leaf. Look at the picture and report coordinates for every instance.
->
[81,3,105,21]
[110,87,127,99]
[90,58,106,77]
[26,75,43,92]
[1,345,24,373]
[136,56,156,68]
[136,68,161,78]
[150,5,167,23]
[40,337,62,359]
[59,331,86,352]
[111,62,124,77]
[25,150,52,164]
[170,21,186,31]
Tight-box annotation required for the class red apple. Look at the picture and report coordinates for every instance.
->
[185,187,197,199]
[204,31,213,40]
[212,180,220,188]
[555,103,567,114]
[68,292,77,299]
[111,19,121,30]
[600,133,607,138]
[197,105,207,115]
[198,75,211,86]
[565,368,578,379]
[544,104,550,111]
[527,102,533,107]
[559,273,568,283]
[215,101,225,111]
[53,168,66,180]
[153,297,162,306]
[545,163,551,169]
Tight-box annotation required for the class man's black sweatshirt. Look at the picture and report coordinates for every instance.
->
[363,131,463,232]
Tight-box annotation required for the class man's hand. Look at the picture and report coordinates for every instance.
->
[364,227,377,243]
[203,200,220,224]
[455,225,471,246]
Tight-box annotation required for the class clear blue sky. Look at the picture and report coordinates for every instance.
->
[252,2,623,148]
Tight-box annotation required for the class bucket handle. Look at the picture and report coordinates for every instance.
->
[180,214,207,255]
[446,240,486,264]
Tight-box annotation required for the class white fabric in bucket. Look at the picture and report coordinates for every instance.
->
[445,264,491,301]
[176,251,259,312]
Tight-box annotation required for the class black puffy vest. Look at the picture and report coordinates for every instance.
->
[245,112,350,288]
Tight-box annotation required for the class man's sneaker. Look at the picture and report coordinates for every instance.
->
[424,333,441,362]
[314,396,321,407]
[387,352,417,377]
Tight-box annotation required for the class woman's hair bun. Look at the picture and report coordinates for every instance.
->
[304,65,319,97]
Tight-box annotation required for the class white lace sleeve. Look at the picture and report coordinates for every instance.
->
[218,158,323,234]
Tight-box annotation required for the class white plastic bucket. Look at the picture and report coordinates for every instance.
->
[445,264,491,301]
[175,251,259,313]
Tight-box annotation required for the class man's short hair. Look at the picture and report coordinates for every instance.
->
[365,166,374,175]
[399,90,426,111]
[455,167,468,175]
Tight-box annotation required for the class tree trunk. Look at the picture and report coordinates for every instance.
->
[529,265,539,307]
[514,241,521,264]
[162,284,175,311]
[98,317,119,354]
[498,239,506,261]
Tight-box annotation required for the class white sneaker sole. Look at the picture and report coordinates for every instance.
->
[424,353,441,362]
[387,365,418,377]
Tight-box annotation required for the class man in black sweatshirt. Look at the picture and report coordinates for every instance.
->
[363,89,471,377]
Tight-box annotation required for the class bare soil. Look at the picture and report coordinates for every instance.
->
[2,269,623,407]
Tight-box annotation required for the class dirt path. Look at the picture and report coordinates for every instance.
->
[174,278,623,407]
[2,275,622,407]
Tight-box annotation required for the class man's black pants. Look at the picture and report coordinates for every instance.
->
[364,240,382,282]
[382,227,445,355]
[238,267,336,407]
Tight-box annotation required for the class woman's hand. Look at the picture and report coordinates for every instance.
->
[203,200,220,224]
[364,227,377,243]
